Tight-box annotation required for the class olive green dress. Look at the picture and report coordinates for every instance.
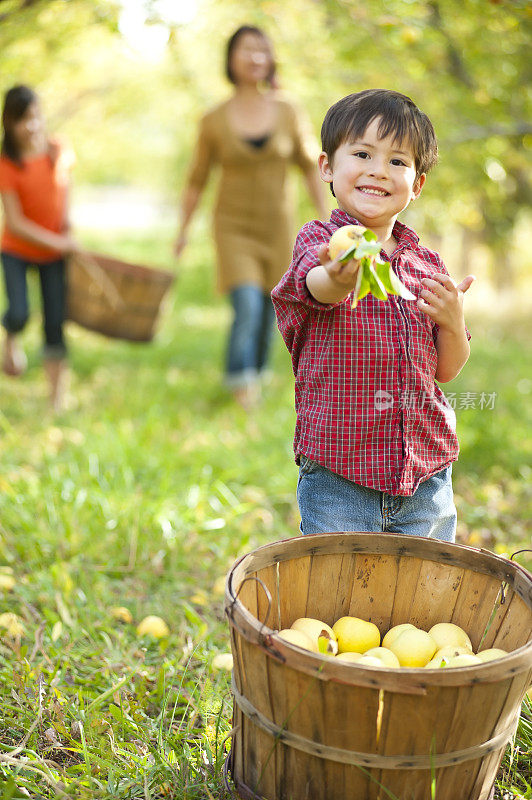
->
[185,95,319,293]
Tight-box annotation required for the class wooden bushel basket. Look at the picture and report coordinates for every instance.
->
[67,252,175,342]
[224,533,532,800]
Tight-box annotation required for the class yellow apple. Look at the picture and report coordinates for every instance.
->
[424,656,447,669]
[388,628,437,667]
[357,655,387,668]
[433,645,472,661]
[110,606,133,624]
[335,651,363,663]
[332,616,381,654]
[428,623,472,652]
[0,574,15,592]
[277,628,318,652]
[476,648,508,663]
[364,647,401,668]
[291,617,336,648]
[136,615,169,638]
[212,653,234,671]
[328,225,367,261]
[0,612,25,638]
[382,623,417,650]
[444,654,482,668]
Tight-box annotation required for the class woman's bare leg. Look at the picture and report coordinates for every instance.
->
[2,333,27,376]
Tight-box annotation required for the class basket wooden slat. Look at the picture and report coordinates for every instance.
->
[67,252,175,342]
[225,533,532,800]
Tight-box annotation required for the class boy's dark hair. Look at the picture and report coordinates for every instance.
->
[225,25,276,87]
[321,89,438,181]
[1,84,38,165]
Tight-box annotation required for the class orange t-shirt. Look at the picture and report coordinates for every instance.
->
[0,142,72,262]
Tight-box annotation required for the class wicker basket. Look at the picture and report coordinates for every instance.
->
[67,252,175,342]
[225,533,532,800]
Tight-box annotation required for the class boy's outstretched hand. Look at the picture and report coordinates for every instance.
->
[306,244,362,304]
[418,274,475,333]
[317,243,362,286]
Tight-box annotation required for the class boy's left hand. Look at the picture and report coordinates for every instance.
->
[418,274,475,332]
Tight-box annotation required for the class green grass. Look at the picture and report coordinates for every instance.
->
[0,227,531,799]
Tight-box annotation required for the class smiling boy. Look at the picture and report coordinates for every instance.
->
[271,89,475,541]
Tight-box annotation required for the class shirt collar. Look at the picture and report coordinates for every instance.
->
[330,209,420,251]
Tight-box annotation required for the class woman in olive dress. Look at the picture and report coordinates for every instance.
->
[175,25,327,408]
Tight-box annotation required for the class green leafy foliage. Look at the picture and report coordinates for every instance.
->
[337,229,416,306]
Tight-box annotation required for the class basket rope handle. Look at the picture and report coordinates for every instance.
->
[71,253,126,310]
[228,576,272,640]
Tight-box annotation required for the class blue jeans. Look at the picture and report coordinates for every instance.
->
[1,252,67,359]
[297,456,456,542]
[225,284,276,388]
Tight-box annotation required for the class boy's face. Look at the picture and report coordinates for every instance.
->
[319,117,425,231]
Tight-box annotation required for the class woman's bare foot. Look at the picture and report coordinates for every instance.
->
[2,335,27,376]
[232,383,260,411]
[44,358,69,413]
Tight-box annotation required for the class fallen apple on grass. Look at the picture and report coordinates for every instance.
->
[327,224,416,308]
[136,615,170,638]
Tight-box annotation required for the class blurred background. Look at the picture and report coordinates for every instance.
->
[1,0,530,286]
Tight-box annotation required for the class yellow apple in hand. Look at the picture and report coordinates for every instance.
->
[328,225,367,261]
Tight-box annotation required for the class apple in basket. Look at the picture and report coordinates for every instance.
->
[273,614,510,670]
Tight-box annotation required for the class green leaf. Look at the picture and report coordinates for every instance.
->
[2,777,30,800]
[336,241,359,263]
[357,267,372,302]
[375,260,416,300]
[367,263,388,301]
[373,260,396,294]
[354,239,381,259]
[351,263,364,308]
[337,238,380,263]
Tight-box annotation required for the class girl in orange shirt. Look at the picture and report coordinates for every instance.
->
[0,85,78,410]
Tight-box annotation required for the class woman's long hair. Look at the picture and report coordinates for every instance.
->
[1,85,38,165]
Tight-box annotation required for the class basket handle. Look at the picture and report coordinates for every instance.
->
[71,253,126,310]
[499,549,532,604]
[510,549,532,566]
[227,575,272,639]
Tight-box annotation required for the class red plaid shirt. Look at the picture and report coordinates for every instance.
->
[272,209,469,496]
